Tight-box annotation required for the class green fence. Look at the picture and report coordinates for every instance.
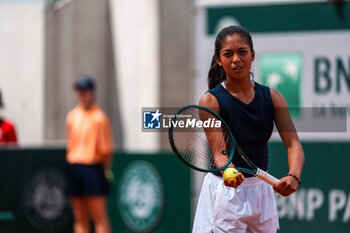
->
[0,149,191,233]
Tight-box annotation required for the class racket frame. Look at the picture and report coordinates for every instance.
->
[169,105,279,186]
[169,105,235,172]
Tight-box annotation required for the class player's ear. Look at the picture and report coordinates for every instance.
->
[216,57,222,66]
[251,51,255,61]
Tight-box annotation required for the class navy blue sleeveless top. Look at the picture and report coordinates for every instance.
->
[208,81,274,177]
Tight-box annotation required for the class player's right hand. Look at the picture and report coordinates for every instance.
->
[224,173,245,188]
[273,175,299,196]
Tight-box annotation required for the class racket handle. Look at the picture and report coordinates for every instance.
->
[256,168,279,186]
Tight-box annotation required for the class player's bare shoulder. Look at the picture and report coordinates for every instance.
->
[199,92,220,114]
[270,88,288,108]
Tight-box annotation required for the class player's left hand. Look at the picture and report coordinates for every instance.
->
[273,176,299,196]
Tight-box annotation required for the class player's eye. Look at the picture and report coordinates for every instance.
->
[223,52,232,57]
[240,50,247,55]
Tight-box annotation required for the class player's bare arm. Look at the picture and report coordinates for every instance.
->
[271,88,305,196]
[199,92,245,188]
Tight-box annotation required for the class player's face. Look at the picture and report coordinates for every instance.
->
[75,89,95,108]
[217,34,255,81]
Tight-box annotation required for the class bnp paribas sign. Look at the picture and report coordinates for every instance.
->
[260,52,302,117]
[258,50,350,140]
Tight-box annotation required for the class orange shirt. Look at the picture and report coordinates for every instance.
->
[66,104,114,164]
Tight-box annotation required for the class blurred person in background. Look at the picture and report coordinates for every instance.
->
[0,89,18,146]
[66,76,114,233]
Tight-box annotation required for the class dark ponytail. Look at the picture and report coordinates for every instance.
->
[208,54,226,89]
[207,25,254,89]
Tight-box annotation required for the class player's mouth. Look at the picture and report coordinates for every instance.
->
[232,66,243,71]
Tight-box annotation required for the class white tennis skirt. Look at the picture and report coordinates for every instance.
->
[192,173,279,233]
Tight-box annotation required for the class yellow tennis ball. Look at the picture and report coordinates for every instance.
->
[223,168,238,184]
[105,169,114,182]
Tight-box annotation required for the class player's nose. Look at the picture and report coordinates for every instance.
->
[232,53,240,63]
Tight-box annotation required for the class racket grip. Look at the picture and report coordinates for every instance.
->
[256,168,279,186]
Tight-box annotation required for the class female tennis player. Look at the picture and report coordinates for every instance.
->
[192,26,305,233]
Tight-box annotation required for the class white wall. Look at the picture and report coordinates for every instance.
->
[0,0,161,149]
[109,0,160,151]
[0,0,44,146]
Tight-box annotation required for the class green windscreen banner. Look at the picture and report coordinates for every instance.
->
[0,149,191,233]
[268,142,350,232]
[206,2,350,35]
[109,152,191,233]
[0,149,73,233]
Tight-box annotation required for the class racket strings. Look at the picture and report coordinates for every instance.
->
[172,107,233,171]
[174,126,212,167]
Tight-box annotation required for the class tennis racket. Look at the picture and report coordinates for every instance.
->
[168,105,279,186]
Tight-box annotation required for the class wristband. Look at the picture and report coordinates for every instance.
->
[286,173,301,184]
